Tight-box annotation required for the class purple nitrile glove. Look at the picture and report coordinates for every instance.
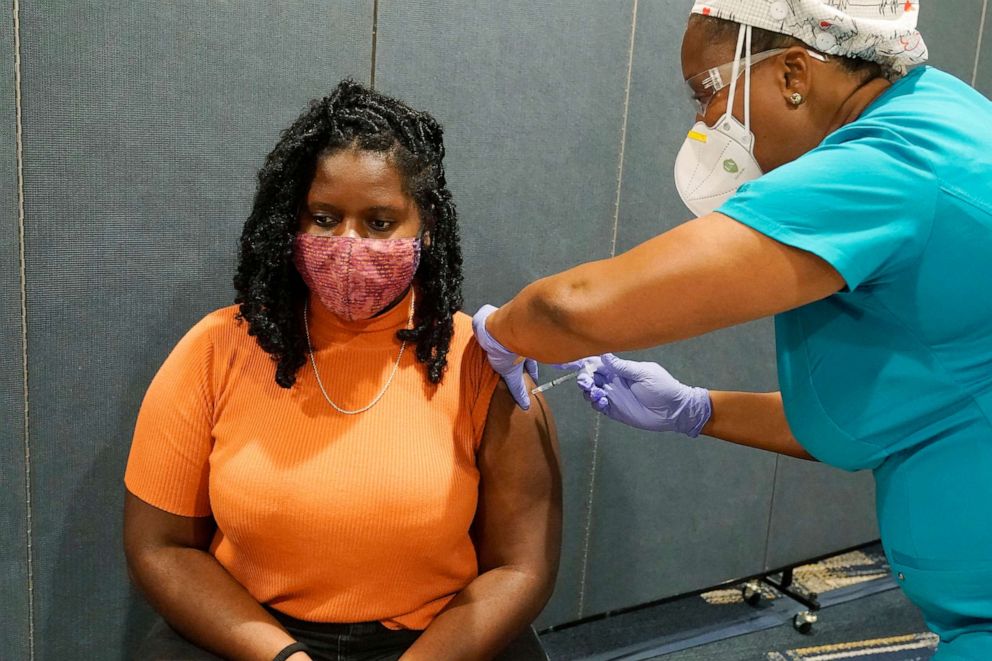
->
[472,304,539,410]
[575,353,712,437]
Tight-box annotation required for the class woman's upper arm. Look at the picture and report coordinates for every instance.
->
[124,491,216,559]
[538,212,845,356]
[473,380,562,577]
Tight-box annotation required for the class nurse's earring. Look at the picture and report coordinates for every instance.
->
[790,92,805,106]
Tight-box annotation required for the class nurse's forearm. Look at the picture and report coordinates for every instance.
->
[703,391,814,460]
[487,214,844,364]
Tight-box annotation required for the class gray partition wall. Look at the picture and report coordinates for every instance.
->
[2,2,30,660]
[3,2,990,658]
[9,2,372,658]
[978,3,992,98]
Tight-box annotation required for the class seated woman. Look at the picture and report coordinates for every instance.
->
[123,79,561,661]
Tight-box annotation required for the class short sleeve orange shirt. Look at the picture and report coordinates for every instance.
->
[124,289,500,630]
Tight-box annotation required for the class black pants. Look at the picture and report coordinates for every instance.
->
[135,608,547,660]
[136,608,420,661]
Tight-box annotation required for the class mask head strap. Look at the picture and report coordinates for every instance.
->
[723,24,753,134]
[744,26,752,131]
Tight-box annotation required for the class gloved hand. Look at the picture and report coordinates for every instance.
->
[472,304,539,409]
[575,353,712,436]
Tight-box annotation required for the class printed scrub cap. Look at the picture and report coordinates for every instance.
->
[691,0,928,73]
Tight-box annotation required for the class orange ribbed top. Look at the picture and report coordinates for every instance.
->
[124,289,500,630]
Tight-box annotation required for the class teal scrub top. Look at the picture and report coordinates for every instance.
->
[719,67,992,471]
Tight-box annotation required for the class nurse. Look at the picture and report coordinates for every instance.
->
[471,1,992,659]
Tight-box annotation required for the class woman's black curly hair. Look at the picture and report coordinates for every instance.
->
[234,79,463,388]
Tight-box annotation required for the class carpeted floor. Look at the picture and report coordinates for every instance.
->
[540,544,936,661]
[659,588,932,661]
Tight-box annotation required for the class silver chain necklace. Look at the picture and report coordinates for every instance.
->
[303,292,415,415]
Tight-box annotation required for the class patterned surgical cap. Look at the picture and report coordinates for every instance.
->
[691,0,928,74]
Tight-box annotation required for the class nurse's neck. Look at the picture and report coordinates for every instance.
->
[825,76,892,136]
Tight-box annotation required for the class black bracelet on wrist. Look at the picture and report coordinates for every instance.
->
[272,641,309,661]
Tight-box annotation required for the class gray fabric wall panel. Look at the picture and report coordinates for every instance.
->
[583,334,780,616]
[976,3,992,96]
[16,2,371,657]
[580,2,779,616]
[917,0,986,83]
[7,2,985,654]
[1,2,30,658]
[764,460,878,570]
[374,0,636,627]
[583,420,778,615]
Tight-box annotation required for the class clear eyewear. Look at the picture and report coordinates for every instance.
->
[686,47,828,116]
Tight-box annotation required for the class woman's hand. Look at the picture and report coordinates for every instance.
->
[575,354,712,436]
[472,304,539,409]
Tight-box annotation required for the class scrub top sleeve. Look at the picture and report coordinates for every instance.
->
[718,125,938,291]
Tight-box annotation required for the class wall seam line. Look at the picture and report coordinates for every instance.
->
[972,0,988,88]
[576,0,638,618]
[760,456,781,571]
[576,416,601,618]
[370,0,379,88]
[609,0,638,257]
[12,0,36,658]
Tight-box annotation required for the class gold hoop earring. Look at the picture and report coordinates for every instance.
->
[790,92,805,106]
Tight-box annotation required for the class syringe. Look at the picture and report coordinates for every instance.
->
[531,370,580,395]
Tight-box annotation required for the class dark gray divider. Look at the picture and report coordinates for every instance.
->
[582,338,780,616]
[374,0,637,627]
[764,459,878,571]
[918,0,987,82]
[16,2,371,657]
[9,2,988,654]
[976,4,992,96]
[1,2,30,658]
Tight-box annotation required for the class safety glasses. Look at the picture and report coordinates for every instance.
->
[686,47,828,116]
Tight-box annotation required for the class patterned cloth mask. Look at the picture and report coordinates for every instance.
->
[293,233,422,322]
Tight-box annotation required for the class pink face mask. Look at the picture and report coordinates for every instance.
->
[293,233,421,322]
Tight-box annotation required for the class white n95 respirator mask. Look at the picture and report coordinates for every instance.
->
[675,24,763,218]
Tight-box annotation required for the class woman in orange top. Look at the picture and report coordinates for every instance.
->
[123,80,561,661]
